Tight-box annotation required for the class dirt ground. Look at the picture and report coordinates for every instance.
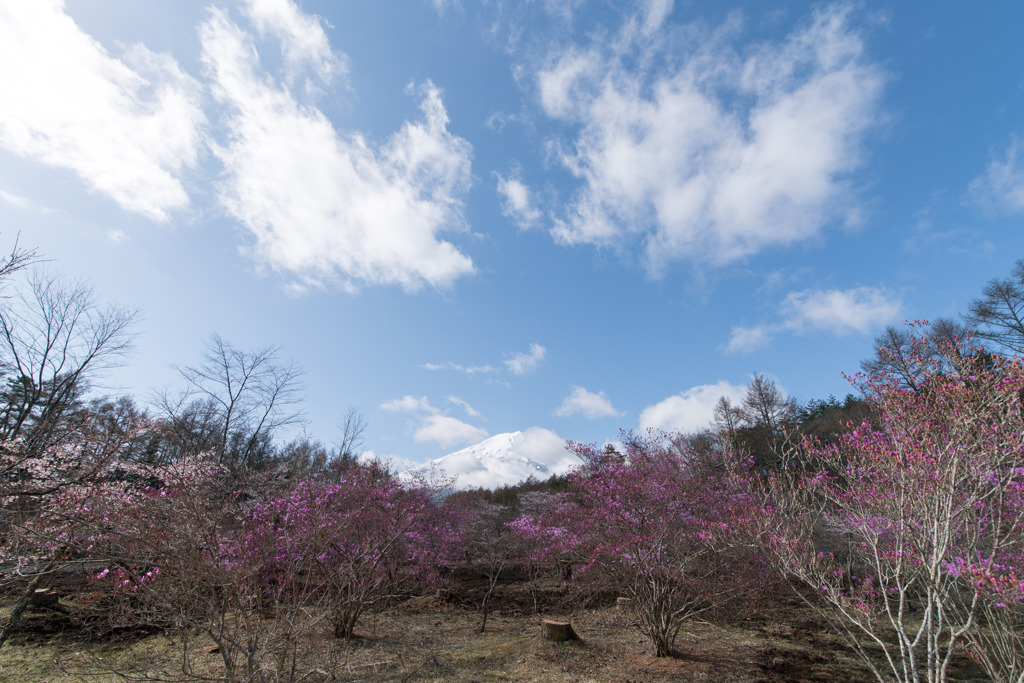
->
[0,569,985,682]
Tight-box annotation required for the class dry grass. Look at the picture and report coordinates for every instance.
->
[0,574,885,683]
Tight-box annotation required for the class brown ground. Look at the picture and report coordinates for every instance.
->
[0,569,982,682]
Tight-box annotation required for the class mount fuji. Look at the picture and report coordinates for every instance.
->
[405,428,581,490]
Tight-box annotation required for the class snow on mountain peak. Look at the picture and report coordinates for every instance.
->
[406,427,580,490]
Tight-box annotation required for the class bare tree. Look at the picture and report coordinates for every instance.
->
[712,396,745,435]
[860,318,972,392]
[0,237,37,285]
[742,374,798,434]
[159,335,303,469]
[0,270,137,455]
[711,376,799,471]
[861,324,921,389]
[337,406,367,458]
[462,501,515,632]
[965,258,1024,352]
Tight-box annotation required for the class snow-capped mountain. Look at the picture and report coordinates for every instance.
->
[405,428,581,490]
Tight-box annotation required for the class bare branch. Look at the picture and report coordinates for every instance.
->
[0,269,138,451]
[162,335,304,469]
[337,406,367,458]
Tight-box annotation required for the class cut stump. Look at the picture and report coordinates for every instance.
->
[616,597,634,611]
[541,619,579,642]
[30,589,58,607]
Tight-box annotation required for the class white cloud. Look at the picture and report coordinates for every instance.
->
[200,9,474,292]
[448,395,482,417]
[0,189,29,208]
[414,414,489,449]
[535,4,883,272]
[969,139,1024,214]
[357,450,420,475]
[725,285,901,354]
[496,169,542,229]
[381,395,436,413]
[0,0,205,221]
[538,49,594,118]
[639,381,746,433]
[504,343,546,375]
[781,286,901,334]
[383,393,487,448]
[427,343,547,378]
[421,361,497,375]
[512,427,577,470]
[725,325,776,354]
[555,386,622,419]
[240,0,346,83]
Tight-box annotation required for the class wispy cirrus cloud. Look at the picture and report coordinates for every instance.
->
[723,325,776,355]
[555,386,622,419]
[425,0,460,16]
[200,5,475,293]
[0,0,205,221]
[504,343,546,375]
[381,395,437,413]
[448,395,482,418]
[968,138,1024,215]
[0,189,30,209]
[421,361,497,375]
[725,286,902,354]
[423,343,546,378]
[533,3,884,273]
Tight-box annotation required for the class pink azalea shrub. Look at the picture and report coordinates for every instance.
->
[245,464,459,639]
[769,327,1024,683]
[532,432,769,657]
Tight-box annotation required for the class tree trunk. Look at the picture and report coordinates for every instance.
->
[478,566,502,633]
[333,608,360,639]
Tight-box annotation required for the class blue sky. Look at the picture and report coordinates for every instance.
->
[1,0,1023,467]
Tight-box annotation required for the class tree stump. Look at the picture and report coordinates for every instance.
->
[30,588,58,607]
[541,619,579,642]
[616,597,634,611]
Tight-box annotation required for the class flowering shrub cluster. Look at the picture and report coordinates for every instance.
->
[516,433,771,657]
[243,465,459,639]
[768,328,1024,683]
[68,458,460,679]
